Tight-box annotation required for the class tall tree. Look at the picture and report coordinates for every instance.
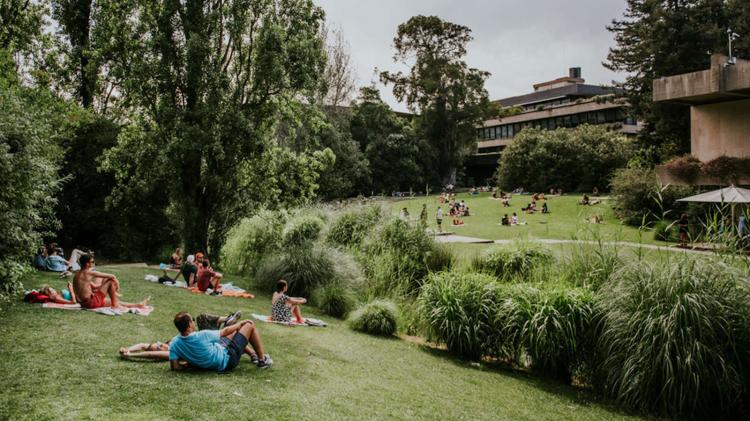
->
[380,15,492,185]
[319,23,356,107]
[605,0,747,161]
[102,0,328,253]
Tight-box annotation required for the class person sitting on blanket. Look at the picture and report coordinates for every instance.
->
[197,259,223,295]
[169,311,272,371]
[73,254,149,310]
[45,248,71,275]
[173,255,198,287]
[271,279,306,324]
[170,248,182,269]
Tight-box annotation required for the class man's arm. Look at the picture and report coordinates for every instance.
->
[89,270,117,280]
[219,320,251,337]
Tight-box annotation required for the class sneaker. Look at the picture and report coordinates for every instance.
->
[256,355,273,369]
[224,311,242,327]
[249,353,259,365]
[210,290,222,296]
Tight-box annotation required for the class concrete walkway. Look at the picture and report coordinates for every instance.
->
[433,234,722,256]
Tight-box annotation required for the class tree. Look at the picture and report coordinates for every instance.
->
[101,0,328,253]
[0,53,72,298]
[380,15,492,185]
[319,24,356,107]
[605,0,748,161]
[350,87,431,193]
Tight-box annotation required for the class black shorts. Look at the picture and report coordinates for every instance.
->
[220,332,248,372]
[437,218,443,225]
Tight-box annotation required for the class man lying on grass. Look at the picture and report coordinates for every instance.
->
[169,311,272,372]
[73,254,149,310]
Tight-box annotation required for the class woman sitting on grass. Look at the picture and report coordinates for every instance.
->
[271,279,306,324]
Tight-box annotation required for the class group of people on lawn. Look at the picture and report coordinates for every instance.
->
[30,245,315,373]
[168,249,224,295]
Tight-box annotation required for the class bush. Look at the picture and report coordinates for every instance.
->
[312,282,356,318]
[610,167,695,226]
[702,155,750,184]
[496,125,632,192]
[662,154,702,183]
[596,258,750,417]
[220,210,285,276]
[348,299,399,336]
[652,219,678,242]
[255,244,363,298]
[282,214,324,247]
[0,74,68,300]
[470,245,550,280]
[327,205,382,248]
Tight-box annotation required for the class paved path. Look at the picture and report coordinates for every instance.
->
[433,234,719,256]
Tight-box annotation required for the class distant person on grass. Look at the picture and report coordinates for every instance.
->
[436,206,443,233]
[73,254,149,310]
[271,279,306,324]
[170,248,182,268]
[169,311,272,371]
[197,259,223,295]
[679,213,689,247]
[173,255,198,287]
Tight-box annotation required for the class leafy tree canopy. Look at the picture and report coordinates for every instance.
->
[380,15,492,184]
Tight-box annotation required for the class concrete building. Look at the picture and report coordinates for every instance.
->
[466,68,639,184]
[653,54,750,185]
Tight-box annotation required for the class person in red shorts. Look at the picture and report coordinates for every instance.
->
[197,259,223,295]
[73,254,149,309]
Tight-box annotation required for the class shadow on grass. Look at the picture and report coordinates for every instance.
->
[413,343,641,419]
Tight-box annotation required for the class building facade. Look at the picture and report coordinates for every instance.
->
[465,68,640,184]
[653,54,750,185]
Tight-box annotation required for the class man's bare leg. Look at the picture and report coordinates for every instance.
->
[118,297,150,309]
[99,280,120,308]
[228,322,265,360]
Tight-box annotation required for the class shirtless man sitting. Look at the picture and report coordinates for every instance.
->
[73,254,149,310]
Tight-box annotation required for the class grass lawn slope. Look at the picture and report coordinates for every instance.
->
[390,193,661,245]
[0,267,639,420]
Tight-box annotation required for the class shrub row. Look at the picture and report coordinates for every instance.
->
[417,258,750,419]
[663,154,750,184]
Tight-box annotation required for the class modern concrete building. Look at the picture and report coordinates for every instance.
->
[653,54,750,185]
[466,68,639,184]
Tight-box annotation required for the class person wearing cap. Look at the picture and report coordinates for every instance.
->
[173,254,199,287]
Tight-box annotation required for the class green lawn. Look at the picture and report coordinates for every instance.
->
[0,267,641,420]
[390,192,661,245]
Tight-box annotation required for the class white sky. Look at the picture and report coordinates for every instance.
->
[314,0,628,112]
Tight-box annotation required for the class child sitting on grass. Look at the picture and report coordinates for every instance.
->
[271,279,306,324]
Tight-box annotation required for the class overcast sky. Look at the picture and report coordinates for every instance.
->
[314,0,628,112]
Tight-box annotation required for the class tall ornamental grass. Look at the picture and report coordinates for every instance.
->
[255,244,363,297]
[362,219,454,296]
[327,204,383,248]
[418,271,594,382]
[281,213,325,247]
[470,245,551,280]
[312,282,356,318]
[596,258,750,418]
[219,210,284,276]
[348,299,399,336]
[559,242,622,291]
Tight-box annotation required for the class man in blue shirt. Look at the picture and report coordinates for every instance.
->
[169,311,272,372]
[45,248,70,273]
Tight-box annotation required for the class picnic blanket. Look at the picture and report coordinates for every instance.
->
[186,283,255,299]
[252,313,326,327]
[41,302,154,316]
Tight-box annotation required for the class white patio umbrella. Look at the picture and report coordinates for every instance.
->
[677,185,750,228]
